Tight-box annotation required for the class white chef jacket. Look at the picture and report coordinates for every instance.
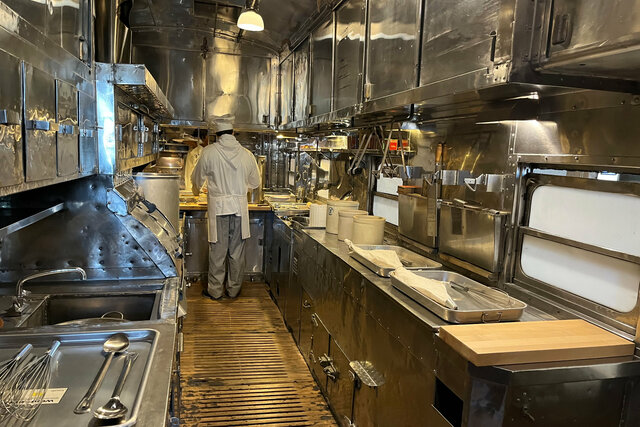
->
[191,134,261,243]
[183,144,203,193]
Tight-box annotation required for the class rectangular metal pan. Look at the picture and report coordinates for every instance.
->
[0,328,157,426]
[349,244,442,277]
[390,270,527,323]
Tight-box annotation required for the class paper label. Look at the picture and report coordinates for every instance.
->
[18,388,67,405]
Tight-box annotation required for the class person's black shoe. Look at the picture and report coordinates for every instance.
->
[202,290,222,301]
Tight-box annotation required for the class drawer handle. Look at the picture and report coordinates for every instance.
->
[26,120,58,131]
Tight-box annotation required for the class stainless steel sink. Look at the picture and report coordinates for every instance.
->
[42,293,161,325]
[0,292,161,328]
[0,296,47,329]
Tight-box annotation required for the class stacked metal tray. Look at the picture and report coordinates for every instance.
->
[348,244,442,277]
[390,270,527,323]
[0,329,156,426]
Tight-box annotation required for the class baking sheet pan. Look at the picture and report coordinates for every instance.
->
[349,244,442,277]
[390,270,527,323]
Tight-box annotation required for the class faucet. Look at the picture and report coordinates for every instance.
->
[10,267,87,315]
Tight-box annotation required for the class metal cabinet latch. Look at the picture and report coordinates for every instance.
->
[319,354,339,381]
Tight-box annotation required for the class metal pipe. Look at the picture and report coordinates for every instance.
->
[13,268,88,313]
[95,0,116,63]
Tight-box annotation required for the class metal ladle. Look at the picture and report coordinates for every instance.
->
[74,333,130,414]
[94,352,138,420]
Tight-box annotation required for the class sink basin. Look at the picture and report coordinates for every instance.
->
[43,293,160,325]
[3,293,162,327]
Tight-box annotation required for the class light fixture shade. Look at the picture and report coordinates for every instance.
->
[237,9,264,32]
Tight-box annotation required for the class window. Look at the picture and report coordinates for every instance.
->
[520,183,640,313]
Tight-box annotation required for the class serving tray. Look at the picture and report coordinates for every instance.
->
[390,270,527,323]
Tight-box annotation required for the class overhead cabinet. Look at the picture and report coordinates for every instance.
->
[280,0,640,128]
[24,64,57,182]
[294,40,310,122]
[533,0,640,81]
[279,54,294,126]
[310,18,334,116]
[365,0,422,100]
[56,80,79,177]
[333,0,366,112]
[0,50,23,188]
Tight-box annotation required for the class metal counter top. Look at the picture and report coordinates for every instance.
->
[0,276,181,426]
[179,202,272,211]
[303,229,553,331]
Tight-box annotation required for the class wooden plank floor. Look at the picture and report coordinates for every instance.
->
[180,282,337,426]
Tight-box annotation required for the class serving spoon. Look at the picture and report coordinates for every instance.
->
[74,333,129,414]
[94,352,138,420]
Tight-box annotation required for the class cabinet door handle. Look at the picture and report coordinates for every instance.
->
[303,300,311,309]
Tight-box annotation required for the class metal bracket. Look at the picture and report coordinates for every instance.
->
[463,173,510,193]
[58,124,77,135]
[349,361,385,388]
[0,109,20,125]
[26,120,58,131]
[319,354,338,381]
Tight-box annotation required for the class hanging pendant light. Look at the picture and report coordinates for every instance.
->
[237,8,264,32]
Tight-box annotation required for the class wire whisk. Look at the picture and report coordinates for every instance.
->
[0,344,33,388]
[0,341,60,423]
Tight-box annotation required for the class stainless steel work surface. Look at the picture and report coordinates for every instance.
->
[0,329,157,426]
[303,229,552,331]
[349,244,442,277]
[390,270,527,324]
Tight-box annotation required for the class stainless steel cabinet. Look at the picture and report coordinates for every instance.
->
[293,40,310,122]
[0,50,23,188]
[310,18,334,116]
[333,0,366,111]
[284,229,303,341]
[183,213,209,280]
[279,54,294,125]
[366,0,422,100]
[3,0,90,60]
[24,64,57,182]
[56,80,79,176]
[310,313,330,395]
[245,216,265,278]
[398,193,438,249]
[535,0,640,81]
[327,340,355,427]
[299,288,314,364]
[78,91,97,174]
[439,201,508,273]
[421,0,500,87]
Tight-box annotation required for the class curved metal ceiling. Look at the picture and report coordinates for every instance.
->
[128,0,321,52]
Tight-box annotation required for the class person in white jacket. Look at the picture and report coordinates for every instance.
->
[191,121,261,299]
[183,129,208,193]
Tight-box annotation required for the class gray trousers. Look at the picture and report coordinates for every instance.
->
[208,214,246,298]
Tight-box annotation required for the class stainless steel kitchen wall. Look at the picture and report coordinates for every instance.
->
[131,29,274,128]
[205,49,272,127]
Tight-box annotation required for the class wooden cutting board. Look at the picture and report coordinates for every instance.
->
[439,319,635,366]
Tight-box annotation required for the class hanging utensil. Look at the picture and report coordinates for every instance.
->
[0,344,33,388]
[94,352,139,420]
[0,340,60,422]
[74,333,130,414]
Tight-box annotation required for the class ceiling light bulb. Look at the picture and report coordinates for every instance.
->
[237,9,264,32]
